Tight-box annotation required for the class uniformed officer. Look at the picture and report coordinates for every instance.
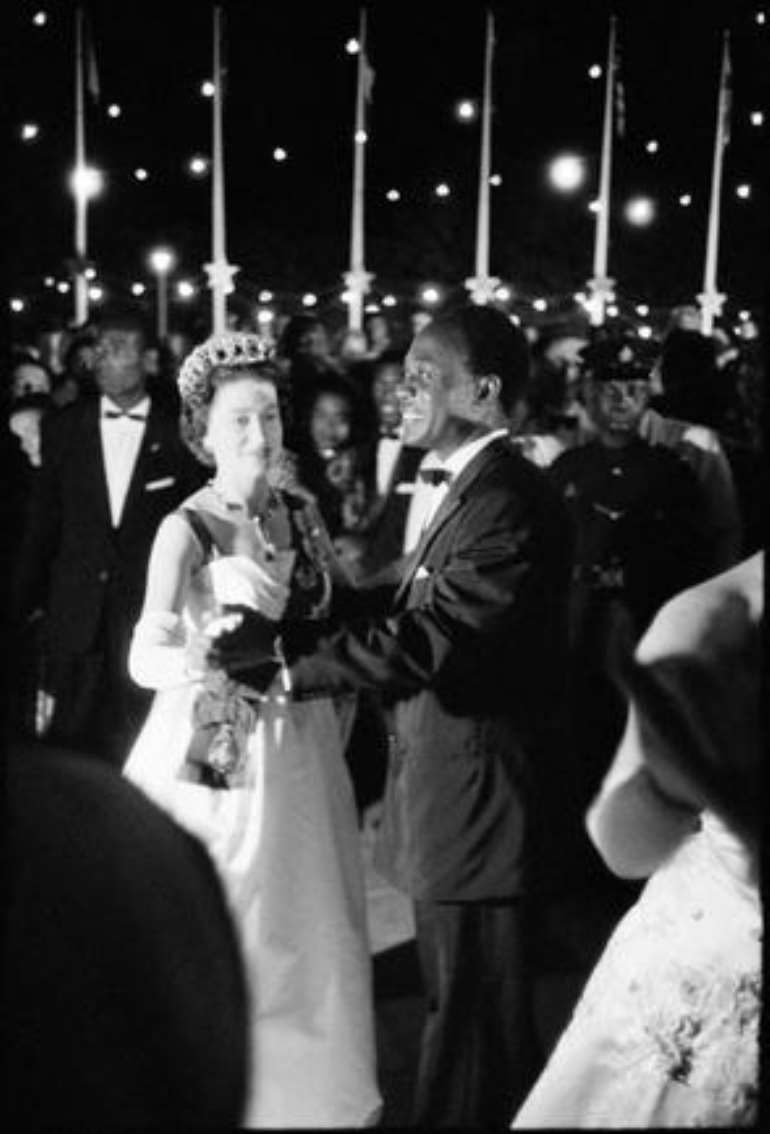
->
[549,329,710,807]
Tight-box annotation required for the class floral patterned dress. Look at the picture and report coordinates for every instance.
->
[123,489,381,1128]
[512,559,762,1129]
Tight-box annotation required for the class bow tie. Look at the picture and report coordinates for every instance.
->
[102,409,147,422]
[379,428,401,441]
[418,467,452,486]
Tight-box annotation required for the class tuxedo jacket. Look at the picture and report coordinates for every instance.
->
[284,438,573,901]
[15,397,205,657]
[360,442,424,578]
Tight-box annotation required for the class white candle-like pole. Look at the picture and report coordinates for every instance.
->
[465,10,499,305]
[698,31,730,336]
[73,6,88,325]
[345,8,373,332]
[205,6,238,336]
[586,14,618,326]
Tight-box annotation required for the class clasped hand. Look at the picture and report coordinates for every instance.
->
[204,605,282,679]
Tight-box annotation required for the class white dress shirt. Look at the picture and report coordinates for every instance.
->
[99,394,150,527]
[402,428,509,554]
[376,436,403,497]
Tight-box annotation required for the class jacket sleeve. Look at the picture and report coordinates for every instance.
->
[13,413,65,619]
[283,483,538,698]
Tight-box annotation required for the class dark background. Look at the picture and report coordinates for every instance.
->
[2,0,767,336]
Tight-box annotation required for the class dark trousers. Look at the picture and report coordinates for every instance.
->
[412,898,541,1128]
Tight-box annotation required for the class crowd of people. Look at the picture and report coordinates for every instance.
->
[1,295,762,1127]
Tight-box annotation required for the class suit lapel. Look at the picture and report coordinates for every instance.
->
[83,400,112,528]
[118,405,159,526]
[394,438,508,604]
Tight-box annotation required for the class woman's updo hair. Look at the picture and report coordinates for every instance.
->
[177,333,281,466]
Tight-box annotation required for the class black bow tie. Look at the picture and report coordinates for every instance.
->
[379,428,401,441]
[419,467,452,486]
[103,409,147,422]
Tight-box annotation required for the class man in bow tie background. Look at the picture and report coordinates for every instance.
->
[210,304,573,1127]
[14,307,205,765]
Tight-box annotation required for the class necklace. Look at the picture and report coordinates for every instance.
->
[207,480,282,560]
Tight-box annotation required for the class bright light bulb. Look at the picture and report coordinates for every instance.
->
[750,110,764,126]
[188,155,209,176]
[420,286,441,305]
[201,80,215,97]
[84,267,97,281]
[177,280,195,300]
[738,309,751,321]
[364,303,381,314]
[679,193,692,206]
[574,291,587,304]
[489,173,502,187]
[32,11,47,27]
[88,285,104,302]
[56,281,70,294]
[107,103,121,118]
[273,147,288,162]
[607,304,619,317]
[533,298,548,312]
[345,37,360,54]
[494,286,512,302]
[134,167,148,181]
[624,196,656,225]
[434,183,451,198]
[258,289,274,303]
[635,303,650,316]
[548,154,585,192]
[256,308,274,325]
[70,165,104,199]
[21,123,40,141]
[355,129,368,143]
[638,325,653,339]
[43,276,55,288]
[302,292,318,307]
[455,99,477,122]
[385,188,401,202]
[736,183,751,199]
[645,139,659,154]
[10,298,26,313]
[131,283,146,296]
[588,199,601,213]
[341,290,353,304]
[149,247,175,274]
[756,11,766,26]
[382,294,397,307]
[588,64,602,79]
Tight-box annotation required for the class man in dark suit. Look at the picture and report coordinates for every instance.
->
[359,350,424,580]
[210,305,573,1126]
[14,309,205,764]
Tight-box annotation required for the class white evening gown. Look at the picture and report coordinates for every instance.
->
[513,557,762,1128]
[124,549,381,1128]
[513,813,760,1128]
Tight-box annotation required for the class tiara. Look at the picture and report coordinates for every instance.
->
[178,333,275,408]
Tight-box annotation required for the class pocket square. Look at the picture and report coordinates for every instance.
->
[144,476,176,492]
[414,564,432,581]
[395,482,416,495]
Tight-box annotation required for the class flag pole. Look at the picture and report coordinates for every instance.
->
[586,14,618,327]
[465,10,499,305]
[73,6,89,326]
[698,31,730,336]
[205,6,238,336]
[344,8,373,332]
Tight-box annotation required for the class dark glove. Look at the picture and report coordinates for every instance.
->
[206,605,282,678]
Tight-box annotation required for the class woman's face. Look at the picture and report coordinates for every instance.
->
[310,392,351,454]
[205,373,283,483]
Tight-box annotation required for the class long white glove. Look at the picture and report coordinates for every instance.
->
[128,611,202,691]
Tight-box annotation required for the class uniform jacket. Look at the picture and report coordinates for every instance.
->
[284,438,572,901]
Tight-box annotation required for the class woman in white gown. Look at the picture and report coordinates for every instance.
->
[123,333,381,1128]
[513,552,762,1129]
